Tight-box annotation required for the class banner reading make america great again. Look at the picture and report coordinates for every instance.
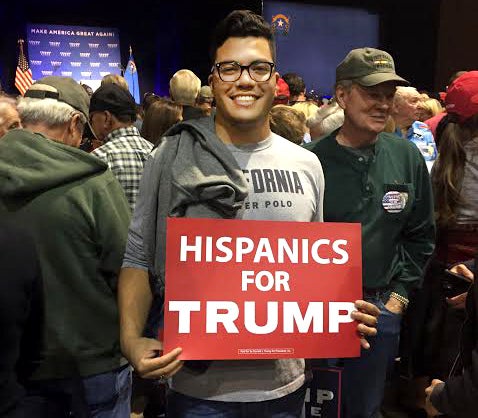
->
[163,218,362,360]
[26,24,121,89]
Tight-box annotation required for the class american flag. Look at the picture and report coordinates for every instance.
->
[15,39,33,96]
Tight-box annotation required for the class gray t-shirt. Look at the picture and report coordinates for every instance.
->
[123,132,325,402]
[231,133,324,223]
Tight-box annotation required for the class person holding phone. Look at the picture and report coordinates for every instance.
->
[397,71,478,415]
[409,72,478,377]
[442,264,474,309]
[425,259,478,417]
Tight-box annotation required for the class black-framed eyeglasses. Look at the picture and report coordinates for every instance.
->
[212,61,275,82]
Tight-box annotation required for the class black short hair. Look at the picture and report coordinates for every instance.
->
[210,10,276,63]
[282,73,306,97]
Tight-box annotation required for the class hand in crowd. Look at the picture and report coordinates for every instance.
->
[446,263,475,310]
[352,299,380,349]
[122,337,183,379]
[424,379,444,416]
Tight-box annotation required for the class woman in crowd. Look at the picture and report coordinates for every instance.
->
[419,97,444,122]
[399,71,478,416]
[269,104,307,145]
[426,70,478,381]
[433,71,478,266]
[141,98,182,146]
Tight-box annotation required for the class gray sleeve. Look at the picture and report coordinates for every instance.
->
[122,154,153,271]
[122,209,148,270]
[314,157,325,222]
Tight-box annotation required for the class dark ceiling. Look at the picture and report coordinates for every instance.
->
[0,0,442,95]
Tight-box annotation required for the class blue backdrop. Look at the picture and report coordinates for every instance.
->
[26,24,122,91]
[263,2,379,96]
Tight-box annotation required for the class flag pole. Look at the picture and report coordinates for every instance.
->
[124,45,140,103]
[129,45,135,98]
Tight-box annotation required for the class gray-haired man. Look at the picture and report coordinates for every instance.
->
[0,76,131,417]
[306,48,435,417]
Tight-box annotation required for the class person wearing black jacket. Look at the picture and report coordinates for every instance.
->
[0,222,42,417]
[425,258,478,417]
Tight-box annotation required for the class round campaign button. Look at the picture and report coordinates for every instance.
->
[382,191,407,213]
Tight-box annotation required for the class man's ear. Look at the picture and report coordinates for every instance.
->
[104,110,113,127]
[335,86,347,110]
[208,74,216,98]
[66,113,83,148]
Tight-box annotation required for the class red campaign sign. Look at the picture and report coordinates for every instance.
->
[163,218,362,360]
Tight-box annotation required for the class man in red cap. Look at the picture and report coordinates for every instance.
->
[443,71,478,121]
[273,77,290,105]
[424,70,467,137]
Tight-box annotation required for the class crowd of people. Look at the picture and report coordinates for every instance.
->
[0,8,477,418]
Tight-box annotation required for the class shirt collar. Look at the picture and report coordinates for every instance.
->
[105,125,140,143]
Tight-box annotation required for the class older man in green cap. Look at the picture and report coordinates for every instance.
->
[0,76,132,417]
[306,48,435,417]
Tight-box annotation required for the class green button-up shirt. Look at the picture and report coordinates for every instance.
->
[305,131,435,299]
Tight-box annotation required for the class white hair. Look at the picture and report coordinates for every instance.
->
[17,97,86,128]
[309,101,344,139]
[395,86,420,100]
[169,69,201,105]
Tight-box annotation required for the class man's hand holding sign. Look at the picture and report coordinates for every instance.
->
[353,299,379,349]
[163,218,379,359]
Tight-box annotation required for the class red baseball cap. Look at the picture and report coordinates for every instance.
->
[274,78,290,105]
[445,71,478,122]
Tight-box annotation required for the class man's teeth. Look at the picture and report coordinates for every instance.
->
[234,96,256,104]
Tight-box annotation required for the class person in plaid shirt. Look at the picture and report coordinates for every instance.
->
[90,83,153,210]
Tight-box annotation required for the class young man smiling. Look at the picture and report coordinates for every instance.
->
[306,48,435,417]
[119,12,379,417]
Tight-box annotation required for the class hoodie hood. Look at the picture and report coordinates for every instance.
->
[0,129,107,197]
[164,114,217,141]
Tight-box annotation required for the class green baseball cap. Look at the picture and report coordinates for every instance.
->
[336,47,409,87]
[24,76,90,118]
